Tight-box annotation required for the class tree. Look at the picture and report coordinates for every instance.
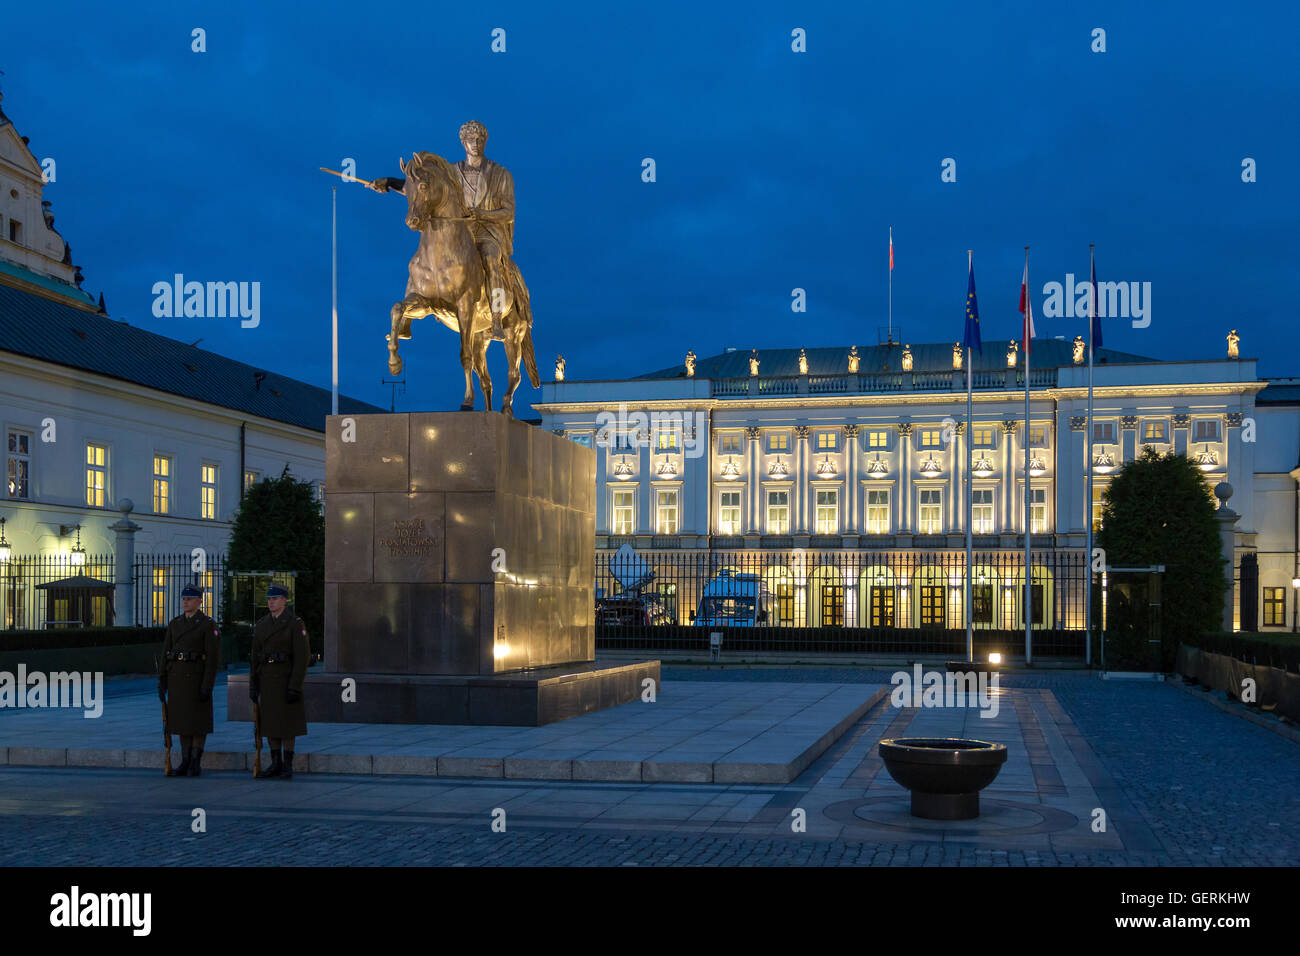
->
[226,466,324,655]
[1096,448,1225,660]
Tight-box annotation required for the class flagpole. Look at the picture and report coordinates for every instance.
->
[889,226,893,341]
[331,185,339,417]
[1024,246,1033,666]
[966,250,974,664]
[1086,243,1095,666]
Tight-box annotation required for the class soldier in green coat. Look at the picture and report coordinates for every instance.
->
[250,584,309,779]
[158,585,220,776]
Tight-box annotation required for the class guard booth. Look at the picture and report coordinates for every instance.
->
[1098,565,1164,676]
[224,570,297,662]
[36,574,115,628]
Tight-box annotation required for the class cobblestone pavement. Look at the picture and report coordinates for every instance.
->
[0,668,1296,866]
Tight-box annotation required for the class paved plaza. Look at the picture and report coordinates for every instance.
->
[0,667,1297,866]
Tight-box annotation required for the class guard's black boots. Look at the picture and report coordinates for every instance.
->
[174,747,193,777]
[281,751,294,780]
[257,748,283,779]
[188,748,204,777]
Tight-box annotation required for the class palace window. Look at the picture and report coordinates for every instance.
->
[7,430,31,499]
[719,491,741,535]
[972,426,995,448]
[568,432,593,449]
[719,433,742,455]
[1263,587,1286,627]
[815,431,838,452]
[656,489,678,534]
[767,490,790,534]
[152,566,168,626]
[1193,419,1220,442]
[244,469,261,491]
[767,432,790,453]
[200,570,215,617]
[1093,422,1115,443]
[815,490,838,534]
[869,584,894,628]
[1030,487,1048,534]
[153,455,171,514]
[866,489,890,534]
[920,582,945,628]
[656,430,679,451]
[972,489,994,533]
[612,490,635,534]
[85,443,107,507]
[1142,421,1167,442]
[200,464,218,520]
[919,428,942,449]
[865,429,889,450]
[1092,482,1106,531]
[972,582,994,624]
[919,489,942,533]
[1029,425,1048,447]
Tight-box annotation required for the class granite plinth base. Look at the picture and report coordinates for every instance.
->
[227,660,660,727]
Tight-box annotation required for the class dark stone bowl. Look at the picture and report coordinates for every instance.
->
[878,737,1008,820]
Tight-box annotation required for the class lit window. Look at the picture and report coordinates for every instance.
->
[612,490,634,535]
[1028,426,1047,447]
[152,567,168,626]
[7,430,32,499]
[972,489,994,533]
[244,469,260,491]
[815,490,838,534]
[972,426,995,448]
[201,464,218,520]
[1030,487,1047,533]
[656,489,678,534]
[201,570,215,617]
[919,489,942,533]
[1091,482,1106,531]
[656,430,679,451]
[767,432,790,453]
[85,443,107,507]
[767,490,789,534]
[153,456,171,514]
[719,433,742,455]
[815,431,838,451]
[867,430,889,450]
[1263,587,1285,627]
[719,491,741,535]
[866,489,890,534]
[1142,421,1167,442]
[919,429,942,449]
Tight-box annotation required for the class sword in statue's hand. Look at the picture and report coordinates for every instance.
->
[320,167,384,191]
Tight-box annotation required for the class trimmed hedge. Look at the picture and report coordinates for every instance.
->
[0,626,165,653]
[1181,631,1300,673]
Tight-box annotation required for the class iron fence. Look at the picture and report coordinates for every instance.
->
[0,553,117,629]
[596,548,1088,657]
[132,553,230,626]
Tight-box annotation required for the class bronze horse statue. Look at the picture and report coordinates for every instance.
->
[384,151,539,417]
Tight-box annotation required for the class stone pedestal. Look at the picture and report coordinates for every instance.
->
[227,411,657,726]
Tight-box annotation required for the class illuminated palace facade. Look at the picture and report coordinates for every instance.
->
[536,339,1300,634]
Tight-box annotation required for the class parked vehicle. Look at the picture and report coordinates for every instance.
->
[596,543,674,627]
[692,569,772,627]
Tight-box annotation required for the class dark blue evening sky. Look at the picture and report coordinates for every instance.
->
[4,1,1297,413]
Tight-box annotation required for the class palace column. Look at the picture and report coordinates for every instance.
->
[898,423,913,530]
[845,425,860,532]
[795,425,810,533]
[950,422,965,532]
[1065,415,1086,533]
[1000,421,1016,532]
[745,426,761,533]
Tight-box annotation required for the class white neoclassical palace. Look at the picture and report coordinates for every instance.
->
[536,340,1300,633]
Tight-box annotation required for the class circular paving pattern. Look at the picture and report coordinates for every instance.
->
[822,794,1079,836]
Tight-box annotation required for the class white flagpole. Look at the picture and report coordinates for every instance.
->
[966,250,974,664]
[1024,246,1033,666]
[889,226,894,341]
[1086,243,1095,666]
[331,186,339,416]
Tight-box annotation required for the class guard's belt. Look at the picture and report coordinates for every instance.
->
[261,653,288,663]
[165,651,206,662]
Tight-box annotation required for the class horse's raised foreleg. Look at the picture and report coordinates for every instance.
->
[457,290,476,410]
[474,334,493,412]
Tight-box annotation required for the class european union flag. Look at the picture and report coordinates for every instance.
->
[964,259,982,353]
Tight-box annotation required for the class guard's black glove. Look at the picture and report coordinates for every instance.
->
[285,687,302,704]
[198,687,211,703]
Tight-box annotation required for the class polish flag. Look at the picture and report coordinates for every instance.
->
[1019,261,1036,356]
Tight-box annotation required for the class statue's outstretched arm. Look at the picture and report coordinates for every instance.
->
[370,176,406,194]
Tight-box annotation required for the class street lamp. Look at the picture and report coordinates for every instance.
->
[1291,577,1300,633]
[70,525,86,568]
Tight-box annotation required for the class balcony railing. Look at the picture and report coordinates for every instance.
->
[709,367,1059,398]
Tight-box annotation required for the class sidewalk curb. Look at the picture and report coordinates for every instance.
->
[1171,676,1300,745]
